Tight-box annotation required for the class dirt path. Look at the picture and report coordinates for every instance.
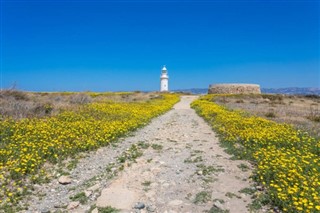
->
[23,96,255,213]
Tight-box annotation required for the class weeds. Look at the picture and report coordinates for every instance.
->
[225,192,241,199]
[184,156,203,163]
[70,192,87,204]
[196,164,224,176]
[142,180,152,192]
[265,111,276,118]
[194,191,212,204]
[151,144,163,151]
[205,206,230,213]
[141,181,151,187]
[237,163,249,172]
[249,193,272,211]
[67,159,79,170]
[137,141,150,149]
[98,206,120,213]
[117,144,143,164]
[307,106,320,122]
[239,187,255,195]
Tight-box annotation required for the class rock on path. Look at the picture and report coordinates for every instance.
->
[22,96,257,213]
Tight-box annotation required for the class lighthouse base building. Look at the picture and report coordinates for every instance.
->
[160,65,169,92]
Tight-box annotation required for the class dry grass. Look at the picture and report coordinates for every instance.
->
[214,94,320,138]
[0,90,160,120]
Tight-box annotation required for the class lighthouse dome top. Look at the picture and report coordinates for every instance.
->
[162,65,167,71]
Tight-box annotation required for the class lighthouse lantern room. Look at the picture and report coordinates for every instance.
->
[160,65,169,92]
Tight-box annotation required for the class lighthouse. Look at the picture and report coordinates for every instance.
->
[160,65,169,92]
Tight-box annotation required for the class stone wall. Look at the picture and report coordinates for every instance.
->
[208,84,261,94]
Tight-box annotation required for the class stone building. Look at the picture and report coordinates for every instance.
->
[208,83,261,94]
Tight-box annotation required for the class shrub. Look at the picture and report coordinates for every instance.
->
[307,107,320,122]
[235,99,244,103]
[0,90,29,101]
[265,111,276,118]
[261,94,283,101]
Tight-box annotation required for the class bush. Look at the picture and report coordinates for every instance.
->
[307,107,320,122]
[261,94,283,101]
[265,111,276,118]
[0,90,29,101]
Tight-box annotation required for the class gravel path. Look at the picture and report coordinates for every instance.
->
[22,96,256,213]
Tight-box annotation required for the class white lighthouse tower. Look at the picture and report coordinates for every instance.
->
[160,65,169,92]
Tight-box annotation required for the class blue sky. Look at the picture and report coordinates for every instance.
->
[1,0,319,91]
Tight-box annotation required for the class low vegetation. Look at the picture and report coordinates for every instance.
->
[0,90,162,120]
[194,191,212,204]
[97,206,120,213]
[0,91,179,208]
[70,192,87,204]
[213,93,320,138]
[191,94,319,213]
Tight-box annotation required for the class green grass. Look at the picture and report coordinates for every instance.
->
[137,141,150,149]
[141,181,152,187]
[151,144,163,151]
[70,192,87,204]
[194,191,212,204]
[239,187,255,195]
[225,192,241,199]
[196,164,224,176]
[237,163,249,172]
[205,206,230,213]
[97,206,120,213]
[184,156,203,163]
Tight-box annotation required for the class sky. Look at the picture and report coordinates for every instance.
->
[0,0,319,91]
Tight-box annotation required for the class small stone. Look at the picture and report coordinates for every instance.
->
[214,201,224,209]
[88,183,100,191]
[197,170,203,175]
[84,190,92,197]
[67,201,80,210]
[134,202,145,209]
[40,208,50,213]
[53,202,68,208]
[84,205,91,211]
[162,183,170,188]
[58,175,72,185]
[33,184,41,190]
[91,208,98,213]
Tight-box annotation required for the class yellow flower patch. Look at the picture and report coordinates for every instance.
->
[0,94,179,206]
[191,95,319,212]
